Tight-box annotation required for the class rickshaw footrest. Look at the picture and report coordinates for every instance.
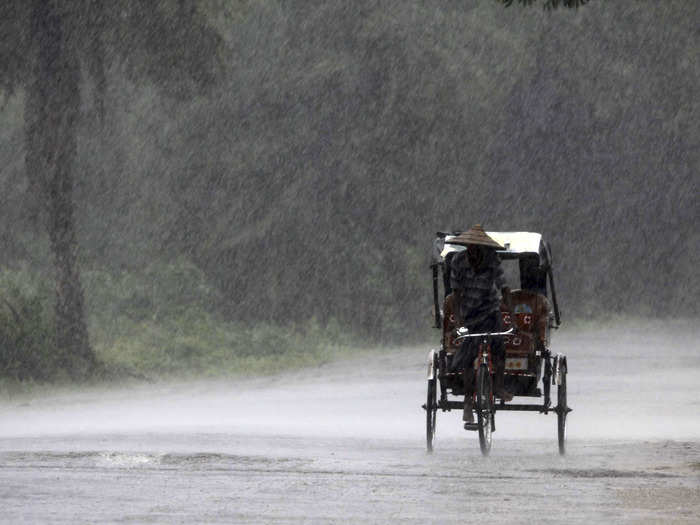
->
[439,400,466,410]
[496,403,550,412]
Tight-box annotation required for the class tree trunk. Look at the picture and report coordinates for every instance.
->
[25,0,96,379]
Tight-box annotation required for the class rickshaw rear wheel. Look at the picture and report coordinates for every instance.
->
[476,364,493,456]
[426,377,437,452]
[557,371,567,455]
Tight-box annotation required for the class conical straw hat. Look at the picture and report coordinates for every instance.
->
[447,224,504,249]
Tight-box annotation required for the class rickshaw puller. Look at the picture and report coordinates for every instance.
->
[445,225,513,425]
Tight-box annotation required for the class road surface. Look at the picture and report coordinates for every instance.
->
[1,322,698,523]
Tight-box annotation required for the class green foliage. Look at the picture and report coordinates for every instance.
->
[0,269,57,381]
[83,260,354,379]
[83,257,221,325]
[94,314,349,379]
[0,262,359,385]
[1,0,697,386]
[500,0,589,8]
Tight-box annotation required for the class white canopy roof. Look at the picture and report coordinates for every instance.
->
[440,231,542,259]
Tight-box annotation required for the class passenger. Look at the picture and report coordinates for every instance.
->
[518,260,555,350]
[447,224,513,425]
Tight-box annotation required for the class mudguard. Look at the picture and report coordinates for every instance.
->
[553,353,567,385]
[426,349,438,380]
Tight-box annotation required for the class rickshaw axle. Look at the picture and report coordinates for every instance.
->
[433,399,562,414]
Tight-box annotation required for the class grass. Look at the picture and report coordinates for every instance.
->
[0,312,365,396]
[91,313,356,381]
[81,261,365,380]
[0,262,371,393]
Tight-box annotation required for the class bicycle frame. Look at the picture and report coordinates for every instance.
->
[453,328,513,403]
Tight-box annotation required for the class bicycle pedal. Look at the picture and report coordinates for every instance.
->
[463,423,479,431]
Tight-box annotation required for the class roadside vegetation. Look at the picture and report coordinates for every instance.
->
[0,260,367,390]
[1,2,695,388]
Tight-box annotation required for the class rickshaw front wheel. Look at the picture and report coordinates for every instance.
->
[476,364,493,456]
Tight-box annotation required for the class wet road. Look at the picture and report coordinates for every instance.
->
[1,323,699,523]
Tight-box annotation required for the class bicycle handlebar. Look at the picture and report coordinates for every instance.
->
[453,326,514,343]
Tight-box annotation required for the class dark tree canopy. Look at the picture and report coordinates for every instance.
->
[2,0,224,379]
[1,1,696,381]
[500,0,589,8]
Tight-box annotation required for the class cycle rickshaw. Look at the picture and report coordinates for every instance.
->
[423,231,571,455]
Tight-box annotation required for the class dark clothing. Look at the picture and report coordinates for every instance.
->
[449,310,504,373]
[450,249,505,327]
[447,247,508,397]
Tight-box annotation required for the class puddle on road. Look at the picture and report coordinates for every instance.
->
[0,450,308,472]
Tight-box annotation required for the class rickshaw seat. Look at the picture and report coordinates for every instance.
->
[500,290,550,382]
[500,289,551,349]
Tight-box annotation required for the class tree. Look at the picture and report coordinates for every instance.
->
[1,0,223,379]
[24,0,93,378]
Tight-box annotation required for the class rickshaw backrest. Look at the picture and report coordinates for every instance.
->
[501,289,550,348]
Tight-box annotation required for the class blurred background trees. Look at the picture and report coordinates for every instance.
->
[0,1,697,379]
[1,0,223,379]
